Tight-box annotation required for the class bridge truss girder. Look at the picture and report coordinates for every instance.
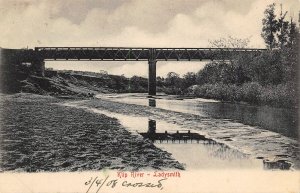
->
[34,47,266,61]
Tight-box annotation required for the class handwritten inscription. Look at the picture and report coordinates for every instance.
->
[84,171,181,192]
[85,176,118,193]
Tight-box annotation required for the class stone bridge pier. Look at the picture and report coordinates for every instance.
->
[148,48,157,95]
[148,59,157,95]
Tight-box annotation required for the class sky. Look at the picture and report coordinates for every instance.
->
[1,0,299,77]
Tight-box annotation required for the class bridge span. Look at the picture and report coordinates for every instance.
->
[2,47,267,95]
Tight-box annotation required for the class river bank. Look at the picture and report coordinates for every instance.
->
[0,93,183,172]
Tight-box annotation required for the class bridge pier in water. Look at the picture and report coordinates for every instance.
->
[148,59,157,95]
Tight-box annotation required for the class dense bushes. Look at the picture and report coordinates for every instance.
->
[191,81,297,108]
[194,49,296,86]
[128,76,148,93]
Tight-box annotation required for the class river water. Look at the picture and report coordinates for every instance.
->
[75,93,298,170]
[97,93,298,139]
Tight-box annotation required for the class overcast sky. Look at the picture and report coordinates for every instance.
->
[1,0,299,77]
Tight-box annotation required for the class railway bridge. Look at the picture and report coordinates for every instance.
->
[1,47,266,95]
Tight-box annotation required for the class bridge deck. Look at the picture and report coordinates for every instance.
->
[35,47,266,61]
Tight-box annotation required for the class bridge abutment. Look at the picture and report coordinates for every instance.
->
[32,59,45,77]
[148,59,157,95]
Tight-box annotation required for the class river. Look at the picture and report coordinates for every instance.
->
[63,93,299,170]
[97,93,298,139]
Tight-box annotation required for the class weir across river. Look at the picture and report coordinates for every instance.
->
[1,47,266,95]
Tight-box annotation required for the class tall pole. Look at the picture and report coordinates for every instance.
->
[148,48,157,95]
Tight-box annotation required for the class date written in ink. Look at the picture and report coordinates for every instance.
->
[84,175,167,193]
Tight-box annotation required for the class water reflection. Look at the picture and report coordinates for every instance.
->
[143,118,207,143]
[145,100,208,143]
[149,98,156,107]
[148,119,156,133]
[144,118,262,169]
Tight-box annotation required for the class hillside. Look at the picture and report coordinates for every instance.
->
[18,70,149,98]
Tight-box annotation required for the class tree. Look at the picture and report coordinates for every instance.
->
[156,76,165,87]
[209,35,250,64]
[262,3,298,50]
[99,70,108,75]
[282,17,299,83]
[166,72,181,86]
[277,4,289,49]
[209,36,249,48]
[165,72,184,94]
[261,3,278,49]
[287,18,298,49]
[196,62,221,84]
[183,72,196,88]
[129,76,148,92]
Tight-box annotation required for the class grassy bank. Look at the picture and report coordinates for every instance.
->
[0,93,183,172]
[189,81,297,108]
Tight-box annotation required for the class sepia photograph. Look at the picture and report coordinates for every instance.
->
[0,0,299,192]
